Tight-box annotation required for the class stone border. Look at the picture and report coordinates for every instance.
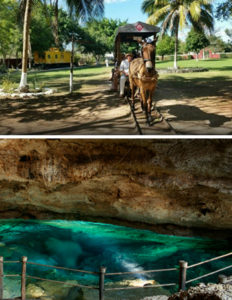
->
[0,88,56,99]
[158,67,208,74]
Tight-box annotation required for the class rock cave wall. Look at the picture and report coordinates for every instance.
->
[0,139,231,236]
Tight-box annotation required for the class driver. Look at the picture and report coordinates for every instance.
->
[119,53,133,98]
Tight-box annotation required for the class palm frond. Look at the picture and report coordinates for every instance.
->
[179,4,187,30]
[189,1,201,21]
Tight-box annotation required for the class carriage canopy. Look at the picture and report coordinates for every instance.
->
[114,21,160,64]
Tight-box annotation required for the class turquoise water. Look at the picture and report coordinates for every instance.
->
[0,220,231,299]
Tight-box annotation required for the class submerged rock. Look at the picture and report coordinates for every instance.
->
[28,280,84,300]
[27,283,45,298]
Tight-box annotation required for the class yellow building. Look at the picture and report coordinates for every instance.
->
[34,48,71,65]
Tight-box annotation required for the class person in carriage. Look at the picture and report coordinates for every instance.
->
[119,53,133,98]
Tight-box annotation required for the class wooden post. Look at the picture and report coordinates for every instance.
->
[69,34,74,93]
[218,274,227,284]
[154,34,158,70]
[0,257,3,300]
[116,37,121,66]
[21,256,27,300]
[99,266,106,300]
[179,260,188,291]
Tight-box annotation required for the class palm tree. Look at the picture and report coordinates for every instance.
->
[142,0,214,69]
[51,0,104,48]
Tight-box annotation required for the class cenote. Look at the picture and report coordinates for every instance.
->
[1,219,232,300]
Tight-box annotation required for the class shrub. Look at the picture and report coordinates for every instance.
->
[0,64,8,74]
[220,53,232,58]
[1,77,17,93]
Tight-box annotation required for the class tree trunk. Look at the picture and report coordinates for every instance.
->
[174,27,179,69]
[2,55,6,67]
[19,0,32,91]
[52,0,59,47]
[69,35,74,93]
[28,33,32,70]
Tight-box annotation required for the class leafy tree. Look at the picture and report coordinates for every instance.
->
[142,0,214,69]
[216,0,232,20]
[178,40,187,55]
[50,0,104,47]
[208,35,227,53]
[156,35,175,60]
[0,0,21,65]
[186,29,209,60]
[30,3,54,53]
[225,29,232,51]
[19,0,105,90]
[86,18,127,53]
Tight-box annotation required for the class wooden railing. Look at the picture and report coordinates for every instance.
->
[0,252,231,300]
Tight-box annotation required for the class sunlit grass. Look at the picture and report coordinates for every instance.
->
[0,58,231,93]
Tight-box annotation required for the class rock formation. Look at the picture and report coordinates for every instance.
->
[168,283,232,300]
[0,139,231,236]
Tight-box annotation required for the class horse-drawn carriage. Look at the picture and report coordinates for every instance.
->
[113,21,161,125]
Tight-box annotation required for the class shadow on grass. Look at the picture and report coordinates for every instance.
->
[0,87,123,125]
[154,74,232,129]
[157,75,232,99]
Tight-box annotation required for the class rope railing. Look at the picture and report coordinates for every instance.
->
[26,275,98,290]
[0,251,231,300]
[186,265,232,284]
[105,267,177,276]
[105,282,177,291]
[187,252,232,269]
[27,261,98,275]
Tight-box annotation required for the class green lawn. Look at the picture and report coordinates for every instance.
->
[0,65,110,93]
[156,58,232,73]
[0,58,232,94]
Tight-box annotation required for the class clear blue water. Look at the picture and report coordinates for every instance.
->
[0,219,231,299]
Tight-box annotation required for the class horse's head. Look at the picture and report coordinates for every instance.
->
[141,42,155,73]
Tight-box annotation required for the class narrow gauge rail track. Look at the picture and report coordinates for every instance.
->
[126,96,143,135]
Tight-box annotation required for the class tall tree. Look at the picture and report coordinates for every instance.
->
[0,0,21,65]
[216,0,232,20]
[86,18,127,53]
[51,0,104,48]
[186,28,209,60]
[18,0,104,91]
[156,35,175,60]
[19,0,32,91]
[65,0,104,93]
[142,0,214,69]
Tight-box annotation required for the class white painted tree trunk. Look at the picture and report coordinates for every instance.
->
[19,73,27,87]
[19,0,31,90]
[174,29,179,69]
[69,35,74,93]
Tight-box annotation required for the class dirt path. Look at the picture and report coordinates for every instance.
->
[155,74,232,135]
[0,70,231,135]
[0,81,138,135]
[0,75,173,135]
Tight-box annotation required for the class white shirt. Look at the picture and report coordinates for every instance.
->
[120,59,130,77]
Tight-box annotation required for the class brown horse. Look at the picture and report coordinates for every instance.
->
[129,42,159,126]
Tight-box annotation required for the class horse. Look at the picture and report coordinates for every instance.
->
[129,42,159,126]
